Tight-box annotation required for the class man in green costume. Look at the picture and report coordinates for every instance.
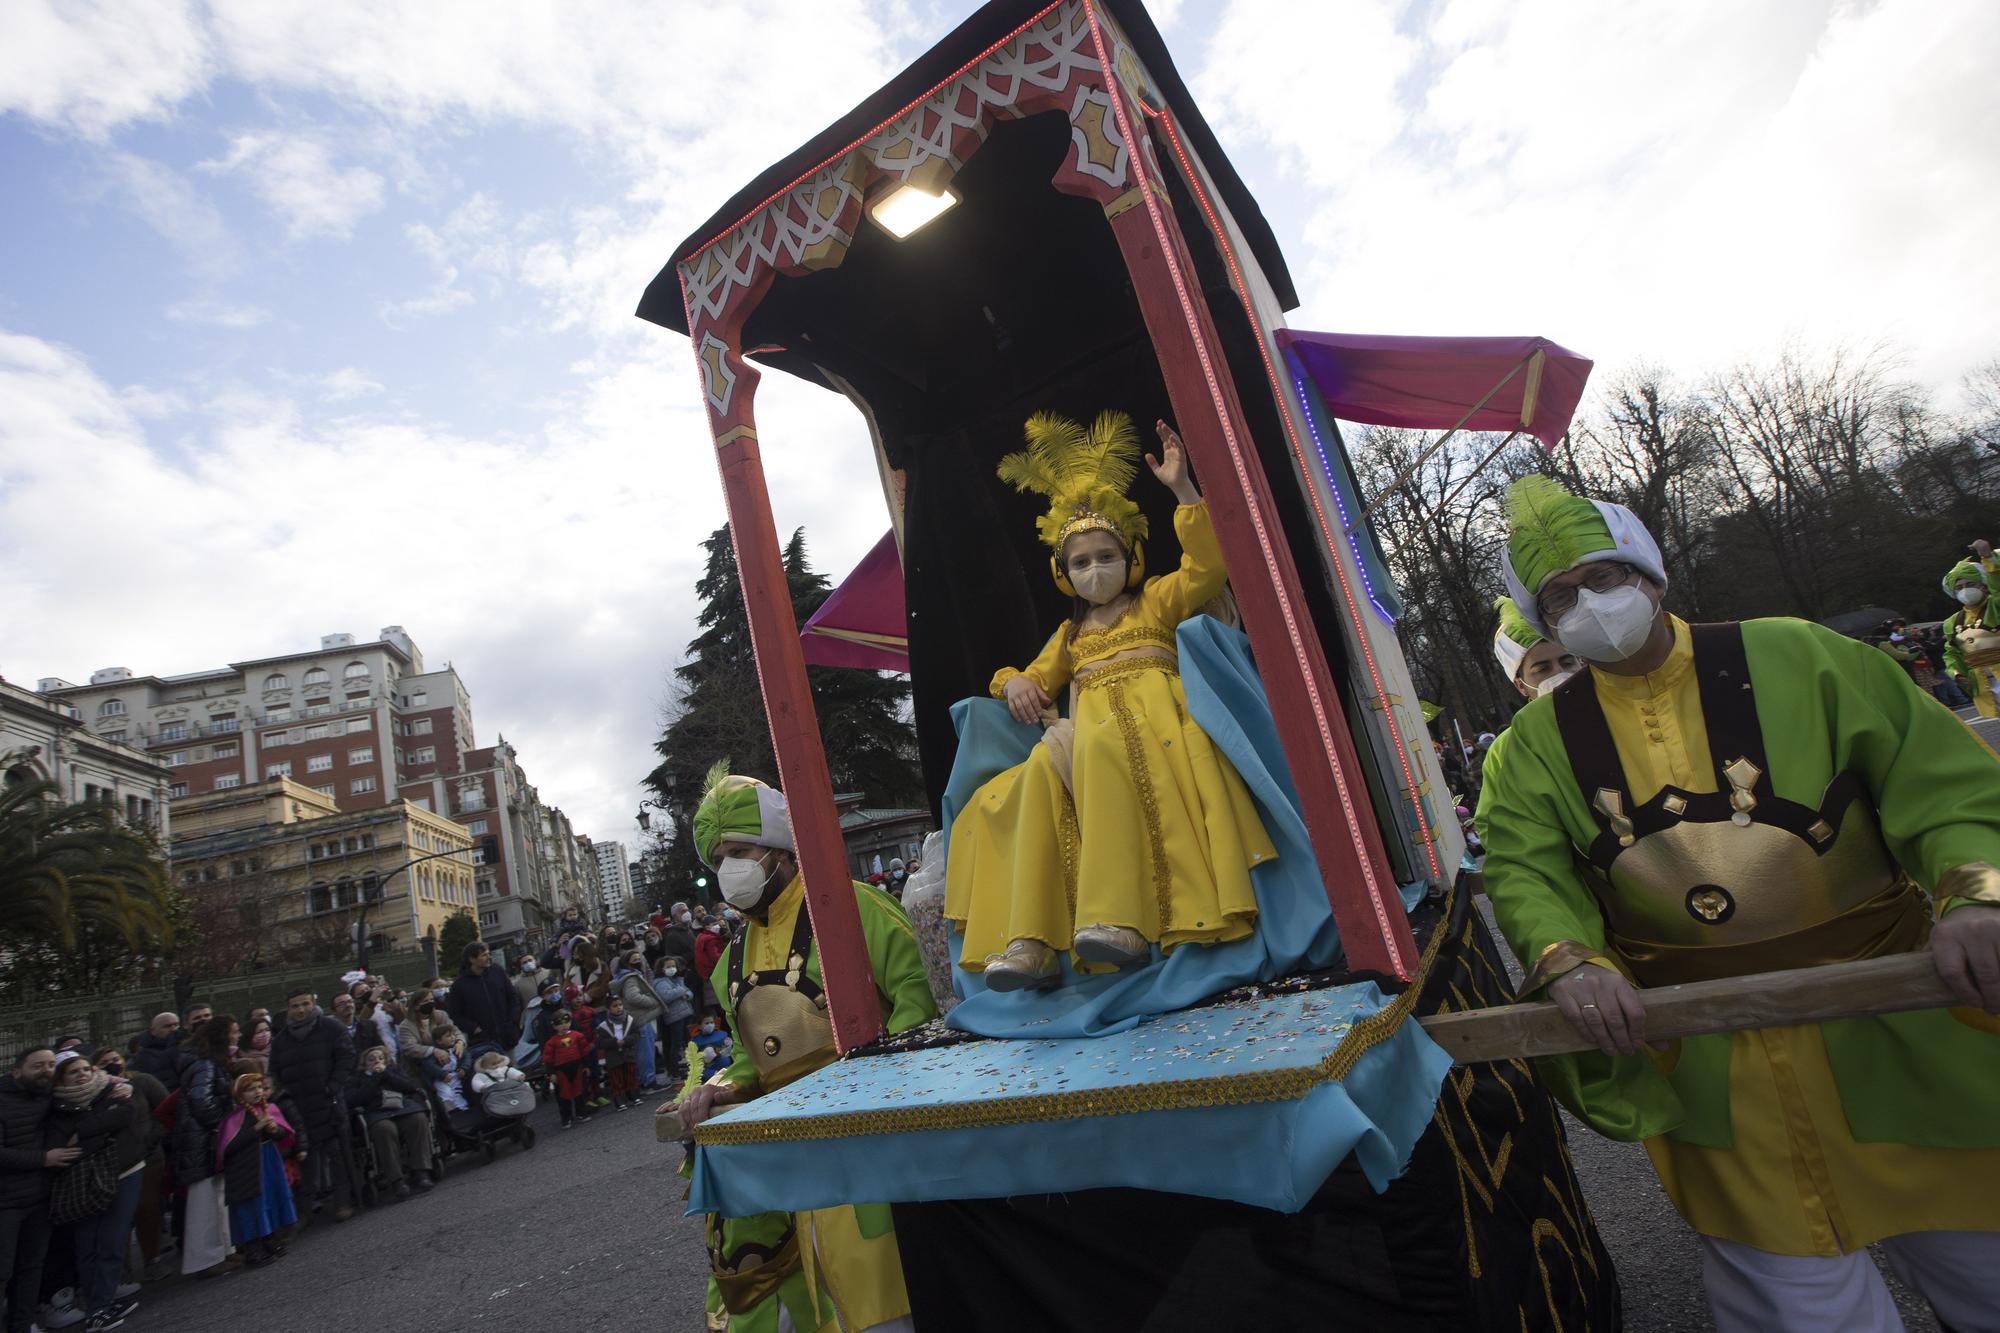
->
[663,766,935,1333]
[1942,539,2000,716]
[1477,476,2000,1332]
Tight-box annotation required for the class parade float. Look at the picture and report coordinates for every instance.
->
[637,1,1623,1325]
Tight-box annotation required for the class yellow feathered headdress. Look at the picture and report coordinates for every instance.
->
[997,410,1150,553]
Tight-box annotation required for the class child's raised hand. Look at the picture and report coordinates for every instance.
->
[1145,419,1197,502]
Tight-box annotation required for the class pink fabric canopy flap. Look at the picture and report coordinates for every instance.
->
[1276,330,1593,449]
[802,529,909,672]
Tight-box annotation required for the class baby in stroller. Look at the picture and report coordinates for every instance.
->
[437,1044,538,1162]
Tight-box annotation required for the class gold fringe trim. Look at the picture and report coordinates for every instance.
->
[1076,655,1177,692]
[1058,787,1081,922]
[693,884,1457,1148]
[1073,625,1175,658]
[1106,677,1174,935]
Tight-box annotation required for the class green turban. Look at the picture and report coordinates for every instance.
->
[1491,595,1544,682]
[690,762,793,867]
[1500,476,1668,637]
[1944,560,1985,600]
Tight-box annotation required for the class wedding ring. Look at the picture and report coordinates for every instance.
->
[1580,1002,1599,1010]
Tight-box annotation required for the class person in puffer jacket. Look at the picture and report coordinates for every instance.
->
[173,1015,238,1276]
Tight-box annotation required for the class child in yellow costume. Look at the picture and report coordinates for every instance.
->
[945,411,1276,990]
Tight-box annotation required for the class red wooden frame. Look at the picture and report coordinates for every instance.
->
[672,0,1418,1054]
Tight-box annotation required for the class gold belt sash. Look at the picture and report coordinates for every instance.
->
[1076,654,1177,691]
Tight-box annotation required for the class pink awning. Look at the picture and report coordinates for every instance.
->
[1276,330,1593,449]
[801,530,909,672]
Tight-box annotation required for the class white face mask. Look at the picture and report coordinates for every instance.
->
[1958,586,1986,607]
[1555,585,1657,663]
[1070,560,1126,605]
[717,852,775,909]
[1535,669,1578,697]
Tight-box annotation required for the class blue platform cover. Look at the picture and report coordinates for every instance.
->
[939,616,1427,1040]
[689,978,1451,1217]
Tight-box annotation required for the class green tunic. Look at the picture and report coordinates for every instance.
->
[1475,616,2000,1150]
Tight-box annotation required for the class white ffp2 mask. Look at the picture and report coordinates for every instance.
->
[717,853,775,909]
[1555,585,1657,663]
[1535,669,1578,696]
[1071,562,1126,604]
[1958,587,1986,607]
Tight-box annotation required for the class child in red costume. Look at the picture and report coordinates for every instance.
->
[540,1008,595,1128]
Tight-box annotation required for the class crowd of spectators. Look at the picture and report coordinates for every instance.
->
[0,901,748,1332]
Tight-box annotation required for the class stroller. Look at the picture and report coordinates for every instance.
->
[434,1042,538,1163]
[512,998,554,1098]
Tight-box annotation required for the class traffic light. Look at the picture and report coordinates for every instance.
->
[694,873,710,891]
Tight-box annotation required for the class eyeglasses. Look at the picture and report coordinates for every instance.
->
[1538,563,1638,621]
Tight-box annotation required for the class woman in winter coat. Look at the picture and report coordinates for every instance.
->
[50,1052,147,1325]
[564,938,610,1007]
[174,1013,239,1276]
[396,988,455,1079]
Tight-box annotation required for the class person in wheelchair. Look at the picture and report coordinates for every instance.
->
[347,1046,437,1199]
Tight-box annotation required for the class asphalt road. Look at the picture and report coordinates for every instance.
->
[130,922,1942,1332]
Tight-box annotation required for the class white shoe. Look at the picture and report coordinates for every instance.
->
[1071,924,1149,965]
[40,1308,85,1330]
[982,939,1060,991]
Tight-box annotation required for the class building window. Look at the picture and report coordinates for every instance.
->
[479,910,499,928]
[164,751,188,767]
[98,699,126,717]
[264,730,288,747]
[214,743,238,759]
[344,661,369,679]
[466,819,489,835]
[351,777,377,795]
[411,718,433,735]
[212,716,237,732]
[266,707,290,722]
[304,724,329,741]
[309,882,331,914]
[159,723,187,741]
[360,833,374,848]
[304,702,331,717]
[102,731,126,743]
[307,755,332,773]
[229,860,246,877]
[266,762,292,779]
[264,674,288,691]
[411,746,435,764]
[313,784,335,797]
[346,717,369,734]
[477,877,495,898]
[303,667,329,687]
[412,692,428,707]
[169,782,188,799]
[213,774,241,790]
[349,747,374,764]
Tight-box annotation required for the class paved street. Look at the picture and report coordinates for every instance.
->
[131,924,1940,1333]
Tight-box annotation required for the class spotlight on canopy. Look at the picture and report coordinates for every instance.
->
[867,182,960,239]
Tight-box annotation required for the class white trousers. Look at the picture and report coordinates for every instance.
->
[1704,1231,2000,1333]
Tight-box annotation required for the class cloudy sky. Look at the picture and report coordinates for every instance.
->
[4,0,1995,845]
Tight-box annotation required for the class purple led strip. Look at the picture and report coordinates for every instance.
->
[1291,372,1396,625]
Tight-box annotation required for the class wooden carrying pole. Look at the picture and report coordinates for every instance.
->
[1418,952,1963,1065]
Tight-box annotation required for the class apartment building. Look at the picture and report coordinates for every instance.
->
[592,839,633,922]
[4,677,172,836]
[168,777,477,964]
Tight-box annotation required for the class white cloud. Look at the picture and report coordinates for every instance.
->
[0,0,209,139]
[164,297,269,329]
[1195,0,2000,392]
[202,131,387,240]
[103,153,238,279]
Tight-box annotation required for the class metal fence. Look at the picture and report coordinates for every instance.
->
[0,952,435,1055]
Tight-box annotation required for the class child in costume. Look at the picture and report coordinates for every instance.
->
[945,412,1276,989]
[1942,540,2000,715]
[594,995,641,1107]
[217,1073,297,1266]
[541,1009,594,1127]
[426,1025,469,1111]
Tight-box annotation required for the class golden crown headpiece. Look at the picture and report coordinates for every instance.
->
[997,410,1150,554]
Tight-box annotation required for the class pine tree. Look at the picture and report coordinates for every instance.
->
[644,525,922,900]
